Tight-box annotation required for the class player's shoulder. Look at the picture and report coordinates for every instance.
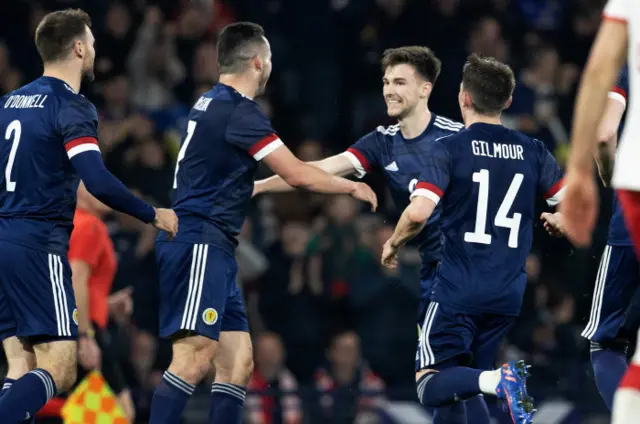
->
[203,83,266,118]
[432,114,464,134]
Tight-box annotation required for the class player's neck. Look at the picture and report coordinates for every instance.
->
[399,108,431,139]
[219,74,258,99]
[464,112,502,127]
[42,64,82,94]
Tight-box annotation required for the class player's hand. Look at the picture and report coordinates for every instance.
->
[350,182,378,212]
[381,239,399,269]
[78,336,101,371]
[558,168,599,247]
[153,208,178,239]
[540,212,564,237]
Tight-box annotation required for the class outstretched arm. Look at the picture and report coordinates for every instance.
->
[261,146,378,211]
[382,196,436,268]
[254,153,356,195]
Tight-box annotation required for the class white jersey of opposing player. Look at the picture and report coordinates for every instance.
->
[606,0,640,190]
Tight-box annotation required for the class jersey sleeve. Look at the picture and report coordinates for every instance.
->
[68,219,102,268]
[410,142,451,205]
[342,130,379,178]
[609,65,629,109]
[226,101,283,161]
[538,144,565,206]
[57,97,101,159]
[603,0,628,22]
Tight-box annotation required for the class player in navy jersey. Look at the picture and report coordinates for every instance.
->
[252,47,505,423]
[0,9,178,423]
[381,55,565,424]
[149,23,377,424]
[577,65,640,410]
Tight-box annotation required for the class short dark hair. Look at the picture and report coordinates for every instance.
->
[217,22,267,74]
[35,9,92,63]
[462,54,515,115]
[381,46,441,83]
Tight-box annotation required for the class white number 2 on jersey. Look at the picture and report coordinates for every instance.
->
[173,120,197,189]
[464,169,523,248]
[4,120,22,192]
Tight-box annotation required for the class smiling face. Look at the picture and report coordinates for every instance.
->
[382,63,431,119]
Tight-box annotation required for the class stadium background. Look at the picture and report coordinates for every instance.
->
[0,0,625,423]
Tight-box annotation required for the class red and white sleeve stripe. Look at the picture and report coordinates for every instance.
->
[544,179,565,206]
[65,137,100,159]
[341,148,371,178]
[248,133,284,161]
[603,0,628,23]
[609,86,627,108]
[410,182,443,205]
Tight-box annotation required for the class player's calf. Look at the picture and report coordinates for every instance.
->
[210,331,254,424]
[0,340,76,423]
[149,334,218,424]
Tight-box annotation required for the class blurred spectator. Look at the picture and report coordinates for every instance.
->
[246,333,302,424]
[0,43,23,95]
[95,1,135,81]
[312,331,384,424]
[128,6,185,111]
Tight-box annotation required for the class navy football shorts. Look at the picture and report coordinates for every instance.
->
[0,241,78,341]
[156,241,249,341]
[416,300,515,372]
[582,245,640,347]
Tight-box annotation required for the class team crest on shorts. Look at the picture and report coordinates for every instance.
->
[72,309,79,325]
[203,308,218,326]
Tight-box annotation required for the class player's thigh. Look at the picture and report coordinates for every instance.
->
[416,301,475,372]
[33,339,77,391]
[0,272,17,343]
[0,242,77,340]
[156,241,238,341]
[470,314,516,370]
[583,245,639,344]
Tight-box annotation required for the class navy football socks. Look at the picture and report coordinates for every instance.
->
[209,383,246,424]
[0,369,55,423]
[433,403,467,424]
[149,371,195,424]
[417,367,483,407]
[592,349,628,410]
[465,395,491,424]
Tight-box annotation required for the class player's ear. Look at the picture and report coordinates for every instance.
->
[72,39,84,59]
[421,81,433,99]
[504,96,513,110]
[252,54,263,73]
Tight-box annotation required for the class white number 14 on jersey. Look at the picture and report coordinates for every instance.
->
[464,169,523,248]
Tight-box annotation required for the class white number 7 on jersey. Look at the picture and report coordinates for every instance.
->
[173,120,197,189]
[464,169,523,248]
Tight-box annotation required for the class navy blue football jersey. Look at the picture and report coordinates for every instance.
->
[344,114,463,271]
[412,123,563,315]
[608,65,632,246]
[0,76,100,255]
[162,83,282,253]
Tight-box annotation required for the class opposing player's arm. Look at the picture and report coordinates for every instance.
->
[596,69,627,186]
[58,99,177,236]
[382,142,450,268]
[253,153,356,195]
[253,132,378,195]
[568,8,627,174]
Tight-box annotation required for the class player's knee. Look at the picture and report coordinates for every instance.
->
[214,336,253,386]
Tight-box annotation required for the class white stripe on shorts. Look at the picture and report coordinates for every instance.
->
[181,244,208,331]
[420,302,439,368]
[48,254,69,336]
[582,245,612,339]
[56,255,71,336]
